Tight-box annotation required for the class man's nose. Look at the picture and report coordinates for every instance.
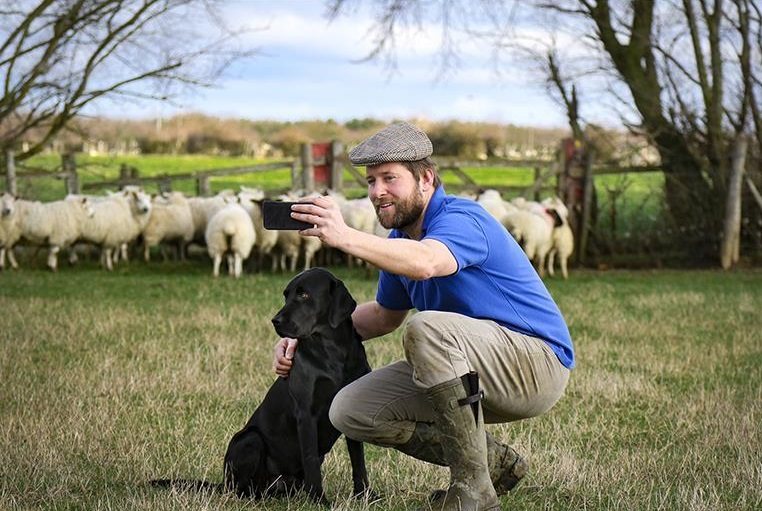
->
[369,182,386,199]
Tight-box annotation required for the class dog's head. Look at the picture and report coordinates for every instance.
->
[271,268,357,339]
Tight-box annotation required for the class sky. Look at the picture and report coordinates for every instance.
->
[89,1,576,129]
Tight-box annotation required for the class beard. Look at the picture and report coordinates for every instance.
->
[375,188,425,230]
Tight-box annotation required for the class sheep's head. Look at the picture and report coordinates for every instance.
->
[125,189,152,215]
[1,192,15,218]
[542,196,569,220]
[239,186,265,202]
[66,195,95,218]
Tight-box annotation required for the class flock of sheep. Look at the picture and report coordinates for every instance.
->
[0,186,573,279]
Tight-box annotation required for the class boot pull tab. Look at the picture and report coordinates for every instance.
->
[458,371,484,423]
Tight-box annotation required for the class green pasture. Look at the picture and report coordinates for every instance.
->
[11,154,566,201]
[1,263,759,510]
[7,153,663,229]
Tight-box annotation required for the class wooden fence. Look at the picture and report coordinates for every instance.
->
[3,145,665,265]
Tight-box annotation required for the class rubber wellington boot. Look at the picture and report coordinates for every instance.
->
[397,425,528,495]
[487,433,529,494]
[421,376,500,511]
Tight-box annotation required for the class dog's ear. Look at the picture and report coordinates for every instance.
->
[328,278,357,328]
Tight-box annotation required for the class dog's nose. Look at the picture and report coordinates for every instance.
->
[271,316,283,329]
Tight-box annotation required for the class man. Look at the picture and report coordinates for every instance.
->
[273,122,574,511]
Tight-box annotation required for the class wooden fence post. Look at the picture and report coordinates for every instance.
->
[330,140,344,191]
[5,150,17,196]
[63,153,80,195]
[300,143,314,192]
[556,144,567,199]
[197,174,211,196]
[533,166,541,201]
[290,160,299,190]
[576,149,594,266]
[158,176,172,194]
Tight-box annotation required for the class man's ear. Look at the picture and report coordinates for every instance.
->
[421,167,435,192]
[329,278,357,328]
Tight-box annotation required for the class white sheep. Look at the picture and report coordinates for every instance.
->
[0,192,20,270]
[502,204,554,276]
[477,189,514,224]
[274,229,301,272]
[142,191,194,262]
[79,188,153,271]
[15,195,95,271]
[205,198,256,278]
[328,191,380,268]
[237,187,279,271]
[187,193,229,246]
[542,197,574,279]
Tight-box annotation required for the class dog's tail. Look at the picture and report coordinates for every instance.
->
[149,479,223,493]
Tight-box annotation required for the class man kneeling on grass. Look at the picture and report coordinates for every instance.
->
[273,121,575,511]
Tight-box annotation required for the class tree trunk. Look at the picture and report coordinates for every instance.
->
[721,137,748,269]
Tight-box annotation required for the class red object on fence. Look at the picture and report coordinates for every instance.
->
[311,142,330,186]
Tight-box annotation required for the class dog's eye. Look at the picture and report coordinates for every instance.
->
[298,291,310,301]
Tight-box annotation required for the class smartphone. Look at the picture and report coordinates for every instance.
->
[262,200,314,230]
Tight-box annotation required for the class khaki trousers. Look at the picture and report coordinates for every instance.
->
[329,310,570,446]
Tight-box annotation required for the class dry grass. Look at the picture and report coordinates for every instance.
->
[1,264,760,510]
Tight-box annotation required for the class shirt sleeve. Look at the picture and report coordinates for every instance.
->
[425,211,489,271]
[376,270,413,310]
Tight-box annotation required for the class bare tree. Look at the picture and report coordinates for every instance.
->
[1,0,257,161]
[327,0,760,264]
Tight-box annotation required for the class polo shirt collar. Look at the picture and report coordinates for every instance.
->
[420,185,446,238]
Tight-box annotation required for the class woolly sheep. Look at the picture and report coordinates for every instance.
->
[187,193,229,246]
[502,205,555,276]
[237,187,278,271]
[79,188,152,271]
[542,197,573,279]
[205,198,256,278]
[16,195,95,271]
[477,189,514,224]
[547,218,574,279]
[0,192,20,270]
[142,191,194,262]
[295,191,325,271]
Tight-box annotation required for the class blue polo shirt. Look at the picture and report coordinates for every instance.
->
[376,186,575,369]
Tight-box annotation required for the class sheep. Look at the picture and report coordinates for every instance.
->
[542,196,574,279]
[79,188,153,271]
[502,205,554,276]
[237,187,279,271]
[0,192,20,270]
[205,198,256,278]
[477,189,514,224]
[187,193,229,247]
[15,195,95,271]
[269,191,307,272]
[142,191,194,262]
[326,191,380,268]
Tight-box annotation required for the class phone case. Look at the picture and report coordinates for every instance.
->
[262,201,313,230]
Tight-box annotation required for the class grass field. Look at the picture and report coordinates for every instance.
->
[11,154,545,202]
[1,263,760,510]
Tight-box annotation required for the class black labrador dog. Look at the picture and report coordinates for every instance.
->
[151,268,372,504]
[223,267,372,504]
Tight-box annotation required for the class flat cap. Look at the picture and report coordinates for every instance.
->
[349,122,433,166]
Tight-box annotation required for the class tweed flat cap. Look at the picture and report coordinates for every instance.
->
[349,122,433,165]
